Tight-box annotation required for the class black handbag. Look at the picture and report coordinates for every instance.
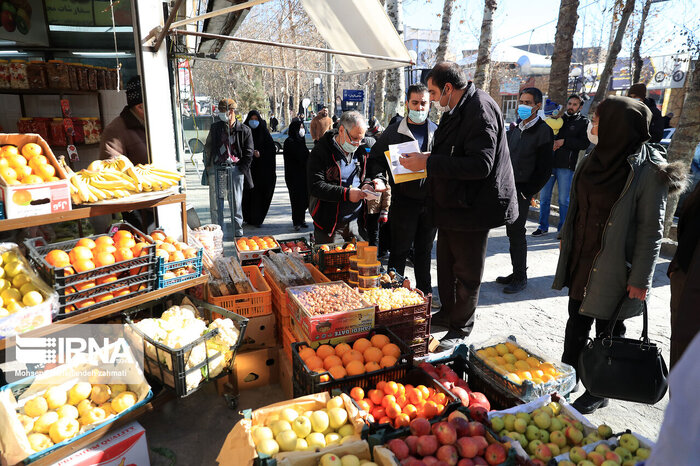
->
[578,298,668,404]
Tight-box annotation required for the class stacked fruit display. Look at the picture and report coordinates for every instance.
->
[557,432,651,466]
[289,283,370,315]
[473,341,567,386]
[384,411,509,466]
[319,243,356,253]
[251,395,357,456]
[16,383,138,453]
[0,143,61,185]
[151,230,200,281]
[359,288,424,311]
[0,250,48,318]
[297,335,402,381]
[417,362,491,419]
[280,240,310,254]
[236,236,278,252]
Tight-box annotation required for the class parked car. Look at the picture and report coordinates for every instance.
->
[182,114,216,154]
[271,120,314,152]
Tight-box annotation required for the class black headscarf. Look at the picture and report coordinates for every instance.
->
[244,110,272,148]
[580,96,651,198]
[287,120,305,142]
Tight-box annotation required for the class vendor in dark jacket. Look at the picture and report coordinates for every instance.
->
[399,62,518,349]
[628,83,664,143]
[307,111,386,243]
[367,83,438,297]
[534,94,589,237]
[497,87,554,293]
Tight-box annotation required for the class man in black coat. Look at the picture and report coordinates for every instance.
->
[497,87,554,293]
[628,83,664,143]
[400,62,518,347]
[534,94,589,239]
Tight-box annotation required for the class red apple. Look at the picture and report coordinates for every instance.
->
[417,435,439,457]
[451,386,470,406]
[468,392,490,411]
[436,445,459,466]
[457,460,475,466]
[447,410,467,423]
[410,418,432,436]
[405,435,419,456]
[471,436,488,456]
[484,443,507,465]
[421,458,438,466]
[466,421,486,438]
[473,458,488,466]
[534,443,552,462]
[468,406,488,423]
[531,460,546,466]
[435,422,458,445]
[388,439,410,460]
[401,458,417,466]
[456,437,478,459]
[448,416,470,437]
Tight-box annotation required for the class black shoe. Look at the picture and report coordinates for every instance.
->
[496,273,514,284]
[531,228,547,237]
[503,279,527,294]
[294,225,301,231]
[301,222,308,228]
[572,391,609,414]
[437,330,468,352]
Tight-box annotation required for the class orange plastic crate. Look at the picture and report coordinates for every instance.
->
[282,324,297,362]
[208,265,271,318]
[266,264,329,318]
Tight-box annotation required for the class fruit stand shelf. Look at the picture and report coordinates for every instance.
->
[0,192,186,232]
[0,274,208,351]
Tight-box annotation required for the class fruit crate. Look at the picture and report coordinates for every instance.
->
[291,327,412,397]
[266,263,329,318]
[123,293,248,397]
[281,324,297,363]
[324,271,350,283]
[372,290,431,358]
[277,236,313,262]
[24,222,157,319]
[312,241,357,273]
[234,237,281,266]
[155,247,203,289]
[207,265,272,318]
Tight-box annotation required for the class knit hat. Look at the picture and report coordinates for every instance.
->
[628,83,647,98]
[544,98,560,116]
[218,99,237,111]
[126,76,142,107]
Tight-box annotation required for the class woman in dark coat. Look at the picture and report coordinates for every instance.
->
[242,110,277,227]
[283,120,309,230]
[553,96,685,414]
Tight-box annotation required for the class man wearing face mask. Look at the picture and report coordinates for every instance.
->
[203,99,254,238]
[308,111,385,243]
[627,83,664,143]
[400,62,518,348]
[367,83,439,299]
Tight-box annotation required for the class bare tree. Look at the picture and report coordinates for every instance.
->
[592,0,636,106]
[473,0,497,90]
[631,0,652,84]
[548,0,580,105]
[435,0,455,63]
[385,0,405,120]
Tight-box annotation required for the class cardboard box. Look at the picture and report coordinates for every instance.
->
[0,134,71,219]
[53,422,149,466]
[234,347,279,390]
[239,313,277,351]
[278,347,293,399]
[290,312,368,348]
[287,282,375,343]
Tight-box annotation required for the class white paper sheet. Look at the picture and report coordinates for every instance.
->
[388,140,424,176]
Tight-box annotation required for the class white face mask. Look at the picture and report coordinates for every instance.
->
[432,86,452,112]
[218,112,228,122]
[298,128,305,138]
[587,121,598,145]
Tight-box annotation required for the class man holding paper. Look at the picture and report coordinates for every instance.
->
[400,62,518,349]
[368,83,438,298]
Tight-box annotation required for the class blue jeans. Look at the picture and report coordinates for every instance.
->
[208,165,244,237]
[538,167,574,232]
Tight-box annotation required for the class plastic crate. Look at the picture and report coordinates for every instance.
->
[123,293,248,397]
[207,265,272,318]
[155,247,203,289]
[24,222,157,318]
[312,241,357,272]
[281,324,297,363]
[277,236,313,262]
[266,263,329,318]
[372,291,431,357]
[324,271,350,283]
[291,327,412,397]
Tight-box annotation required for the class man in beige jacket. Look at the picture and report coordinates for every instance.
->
[310,107,333,142]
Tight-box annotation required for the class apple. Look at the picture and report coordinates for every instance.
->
[306,432,326,448]
[449,416,470,437]
[636,447,650,459]
[280,407,299,423]
[489,416,504,432]
[468,392,490,411]
[456,438,478,458]
[270,420,292,436]
[473,436,488,456]
[457,460,475,466]
[410,418,431,436]
[515,412,531,423]
[569,446,587,463]
[310,411,330,432]
[565,426,583,445]
[546,443,560,456]
[295,438,308,450]
[251,426,273,446]
[256,438,279,456]
[276,429,298,451]
[292,416,312,438]
[405,435,419,455]
[597,424,613,439]
[451,386,470,406]
[549,417,564,432]
[387,439,410,460]
[533,412,551,430]
[328,407,348,429]
[534,443,552,462]
[605,451,622,463]
[538,429,549,443]
[484,443,506,465]
[448,410,467,423]
[525,425,540,441]
[417,435,439,457]
[528,439,543,455]
[504,432,521,446]
[587,451,605,466]
[619,433,640,453]
[594,443,611,455]
[338,424,354,437]
[530,461,545,466]
[320,453,342,466]
[600,461,619,466]
[435,422,457,445]
[503,414,516,431]
[615,446,632,461]
[325,432,342,446]
[578,462,596,466]
[558,462,575,466]
[513,418,527,434]
[468,406,488,423]
[467,421,486,437]
[436,445,458,466]
[420,458,437,466]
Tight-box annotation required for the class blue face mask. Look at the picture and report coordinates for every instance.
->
[517,105,533,121]
[408,109,429,124]
[249,120,260,129]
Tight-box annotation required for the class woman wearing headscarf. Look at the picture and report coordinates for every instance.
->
[283,120,309,230]
[242,110,277,227]
[553,96,685,414]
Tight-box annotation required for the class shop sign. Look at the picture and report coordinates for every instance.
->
[0,0,49,46]
[343,89,364,102]
[46,0,93,26]
[647,55,688,90]
[500,77,521,95]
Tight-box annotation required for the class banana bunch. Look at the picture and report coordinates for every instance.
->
[126,164,181,192]
[87,154,134,172]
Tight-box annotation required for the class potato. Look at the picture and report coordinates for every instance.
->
[98,402,115,416]
[90,384,111,405]
[67,382,92,405]
[111,391,137,413]
[77,399,95,417]
[23,397,48,417]
[49,418,79,444]
[27,433,53,452]
[78,407,106,427]
[16,414,34,434]
[33,411,59,434]
[43,387,68,410]
[108,383,127,396]
[56,404,79,420]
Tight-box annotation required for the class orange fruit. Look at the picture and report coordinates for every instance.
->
[316,344,335,360]
[94,252,116,267]
[114,248,134,262]
[341,350,364,365]
[74,280,95,291]
[170,251,185,262]
[76,238,97,249]
[150,231,165,241]
[116,238,137,250]
[7,153,27,169]
[95,293,114,302]
[45,249,70,268]
[334,343,351,357]
[407,388,423,405]
[17,165,32,180]
[76,299,96,309]
[376,381,387,392]
[298,346,316,361]
[383,381,399,396]
[368,389,384,406]
[163,235,176,244]
[396,395,408,407]
[96,274,118,285]
[371,406,386,420]
[363,346,383,364]
[382,343,401,358]
[436,404,446,415]
[94,245,117,255]
[305,356,324,371]
[69,246,93,263]
[132,242,149,257]
[432,392,447,406]
[350,387,364,401]
[0,158,7,169]
[323,355,342,370]
[23,175,43,184]
[380,355,397,368]
[381,395,397,408]
[370,334,390,349]
[0,166,17,182]
[357,399,371,412]
[238,243,250,251]
[35,163,56,180]
[73,259,96,273]
[21,143,42,159]
[319,373,330,383]
[378,416,392,425]
[94,236,114,247]
[365,361,381,372]
[345,359,365,376]
[386,402,401,419]
[114,288,130,297]
[394,413,411,428]
[402,404,418,419]
[422,401,439,419]
[1,145,18,158]
[417,385,430,400]
[328,365,347,380]
[352,338,372,353]
[396,383,406,398]
[28,155,48,169]
[113,230,134,242]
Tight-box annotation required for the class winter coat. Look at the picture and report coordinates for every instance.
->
[203,119,255,188]
[367,117,437,202]
[366,185,391,215]
[283,121,309,194]
[307,131,371,234]
[425,83,518,231]
[310,115,333,141]
[553,143,686,320]
[644,97,664,144]
[100,106,148,165]
[506,118,554,196]
[554,113,590,170]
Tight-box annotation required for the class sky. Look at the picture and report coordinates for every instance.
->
[403,0,699,59]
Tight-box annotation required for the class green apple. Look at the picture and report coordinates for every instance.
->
[306,432,326,448]
[276,429,298,451]
[569,446,587,463]
[546,442,560,457]
[549,417,564,432]
[327,396,344,409]
[295,438,308,451]
[600,461,618,466]
[503,414,516,431]
[280,408,298,423]
[636,447,651,459]
[270,420,292,437]
[499,429,509,439]
[578,461,596,466]
[328,407,348,429]
[534,412,551,429]
[550,430,567,448]
[292,416,312,438]
[597,424,613,439]
[538,429,549,443]
[506,432,522,446]
[619,433,640,453]
[516,412,531,424]
[595,443,611,455]
[528,439,543,455]
[526,425,540,441]
[514,418,528,433]
[615,446,632,461]
[325,432,342,446]
[256,438,279,456]
[310,410,329,433]
[491,416,505,432]
[558,462,575,466]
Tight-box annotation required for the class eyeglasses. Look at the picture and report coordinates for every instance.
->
[342,126,364,144]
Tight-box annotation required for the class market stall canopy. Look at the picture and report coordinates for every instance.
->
[300,0,412,73]
[197,0,250,56]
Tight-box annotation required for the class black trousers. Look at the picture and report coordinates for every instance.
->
[437,228,489,337]
[314,219,361,244]
[388,199,437,295]
[288,185,307,227]
[505,193,531,280]
[562,298,627,380]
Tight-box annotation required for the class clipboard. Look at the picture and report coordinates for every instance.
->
[384,150,428,184]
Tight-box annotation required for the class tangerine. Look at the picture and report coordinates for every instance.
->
[378,416,392,425]
[345,359,365,376]
[74,280,95,291]
[113,230,134,242]
[96,274,117,285]
[7,154,27,169]
[402,404,418,419]
[381,395,397,408]
[370,333,390,349]
[94,253,116,267]
[95,293,114,302]
[305,356,324,371]
[16,165,32,180]
[357,399,371,412]
[114,248,134,262]
[76,238,97,249]
[69,246,93,263]
[407,388,422,405]
[417,385,430,400]
[73,259,95,273]
[45,250,70,268]
[131,242,148,257]
[341,350,364,365]
[363,346,383,364]
[76,299,96,309]
[422,401,439,419]
[1,145,18,158]
[432,392,447,406]
[323,355,342,370]
[116,238,137,250]
[365,361,381,372]
[23,175,43,184]
[94,245,117,255]
[394,413,410,428]
[334,343,351,357]
[368,389,384,405]
[28,155,48,169]
[21,143,42,159]
[371,406,386,420]
[328,365,347,380]
[298,346,316,361]
[0,167,17,182]
[352,338,372,353]
[386,402,401,419]
[396,395,408,407]
[383,381,399,396]
[35,163,56,180]
[316,344,335,360]
[380,355,397,368]
[114,288,130,297]
[382,343,401,358]
[350,387,364,401]
[376,381,387,392]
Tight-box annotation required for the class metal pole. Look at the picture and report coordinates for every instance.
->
[169,0,273,29]
[172,29,414,65]
[175,55,337,75]
[153,0,185,52]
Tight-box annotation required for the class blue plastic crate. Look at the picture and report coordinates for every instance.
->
[0,201,5,220]
[155,247,203,289]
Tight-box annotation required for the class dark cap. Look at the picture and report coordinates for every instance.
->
[628,83,647,98]
[126,76,142,107]
[218,99,237,111]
